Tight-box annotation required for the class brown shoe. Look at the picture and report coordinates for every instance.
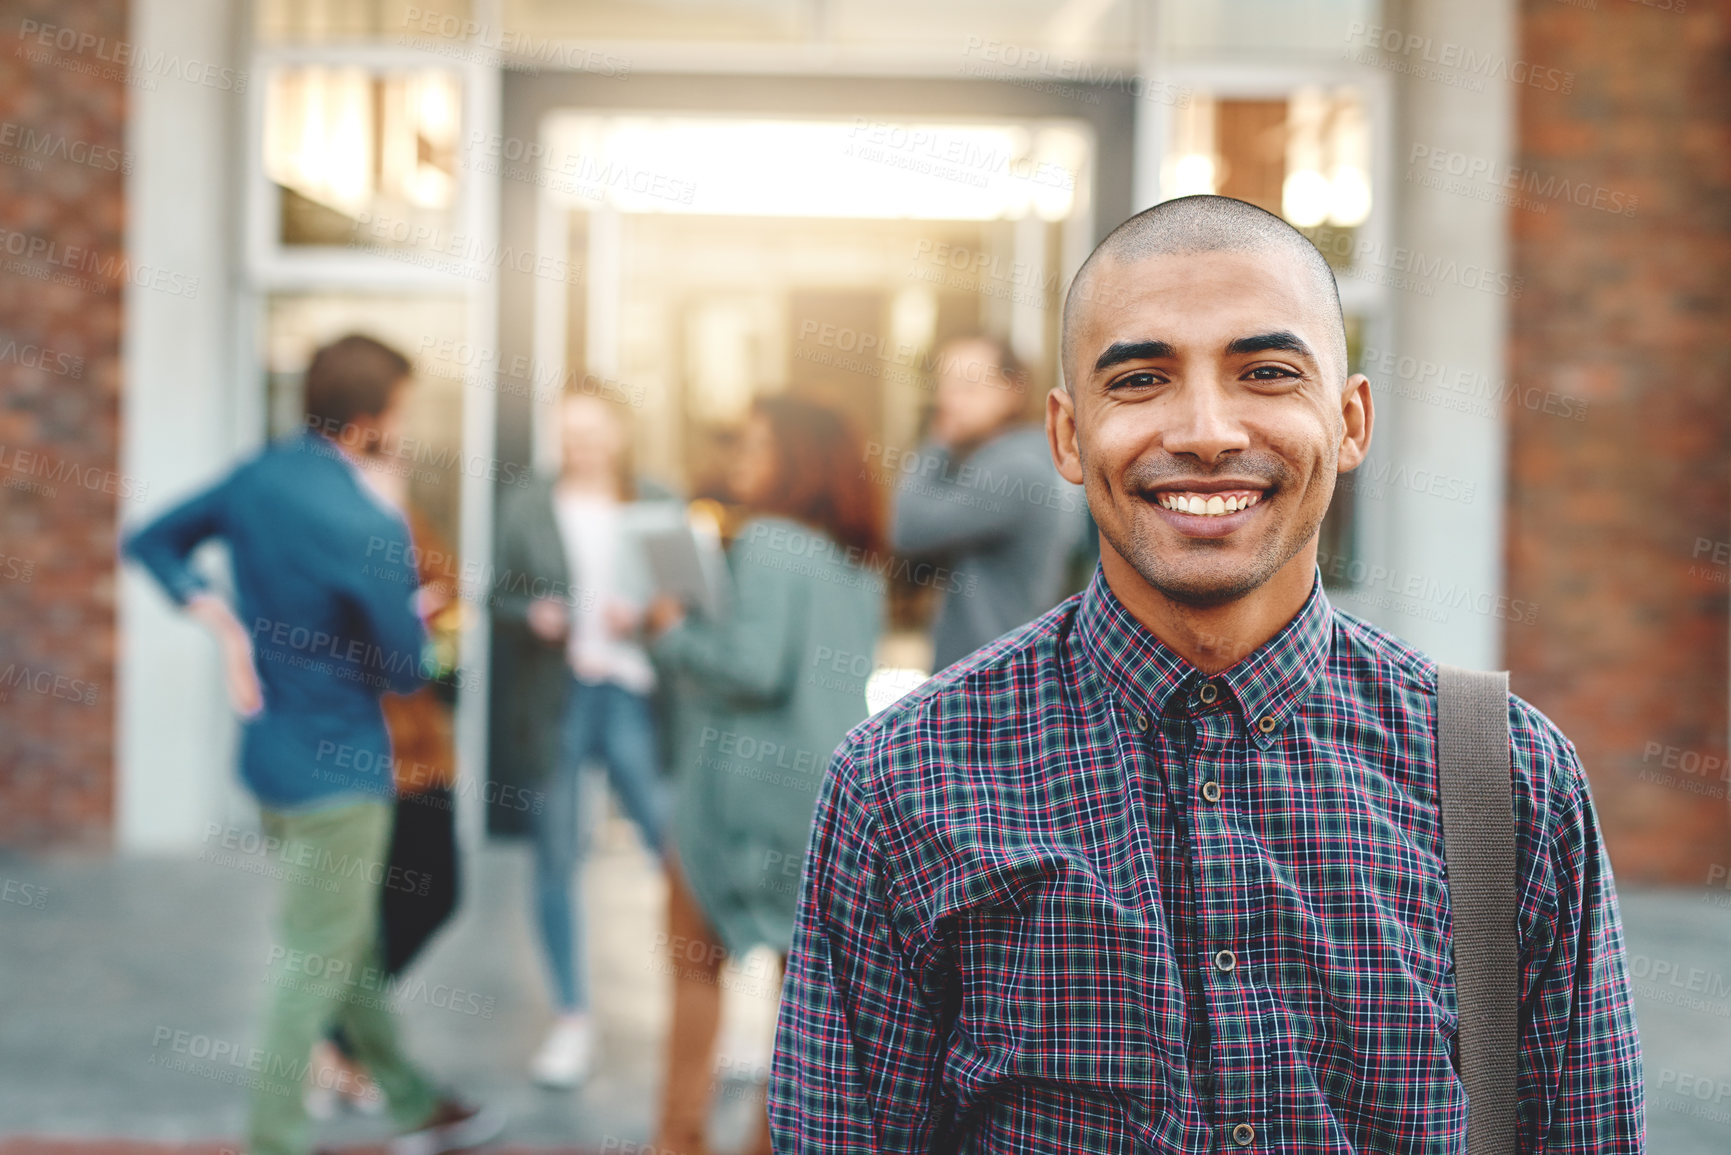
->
[389,1098,505,1155]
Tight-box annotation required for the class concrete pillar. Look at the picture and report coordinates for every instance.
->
[1334,0,1516,669]
[118,0,248,850]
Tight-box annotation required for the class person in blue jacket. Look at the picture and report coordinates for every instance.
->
[124,334,500,1155]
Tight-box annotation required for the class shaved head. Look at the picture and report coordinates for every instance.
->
[1062,195,1347,389]
[1044,193,1374,630]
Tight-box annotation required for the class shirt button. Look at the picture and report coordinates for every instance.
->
[1213,948,1238,973]
[1198,681,1218,704]
[1257,715,1277,734]
[1133,712,1149,732]
[1231,1122,1256,1146]
[1201,780,1222,804]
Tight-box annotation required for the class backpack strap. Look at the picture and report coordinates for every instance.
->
[1436,663,1519,1155]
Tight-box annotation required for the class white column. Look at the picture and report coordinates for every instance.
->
[1338,0,1515,669]
[118,0,245,850]
[454,48,503,854]
[1130,0,1168,212]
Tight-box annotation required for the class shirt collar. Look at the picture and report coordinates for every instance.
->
[1075,564,1333,747]
[298,431,405,521]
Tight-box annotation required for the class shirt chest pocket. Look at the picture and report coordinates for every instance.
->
[939,856,1171,1093]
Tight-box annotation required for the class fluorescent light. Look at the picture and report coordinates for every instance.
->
[540,115,1085,220]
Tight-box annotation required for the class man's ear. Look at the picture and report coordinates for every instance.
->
[1047,387,1085,485]
[1336,373,1374,473]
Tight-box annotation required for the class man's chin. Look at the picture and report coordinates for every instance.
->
[1112,529,1284,609]
[1141,568,1267,609]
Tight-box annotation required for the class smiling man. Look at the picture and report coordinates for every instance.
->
[769,196,1643,1153]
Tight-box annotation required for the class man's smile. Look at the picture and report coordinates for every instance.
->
[1152,488,1264,516]
[1138,479,1271,536]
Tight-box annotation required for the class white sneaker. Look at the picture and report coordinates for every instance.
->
[529,1015,595,1088]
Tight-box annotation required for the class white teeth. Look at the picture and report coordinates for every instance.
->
[1159,491,1262,516]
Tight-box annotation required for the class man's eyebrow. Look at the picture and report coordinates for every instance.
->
[1225,331,1315,359]
[1093,339,1177,374]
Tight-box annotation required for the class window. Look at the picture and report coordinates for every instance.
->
[264,66,463,250]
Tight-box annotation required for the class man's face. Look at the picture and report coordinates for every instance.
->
[930,338,1025,447]
[1049,247,1371,607]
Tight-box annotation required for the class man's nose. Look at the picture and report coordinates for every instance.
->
[1161,383,1252,464]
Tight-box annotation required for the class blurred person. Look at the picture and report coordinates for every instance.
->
[124,335,502,1155]
[493,391,670,1088]
[312,499,464,1118]
[645,396,884,1155]
[771,197,1641,1151]
[889,334,1083,671]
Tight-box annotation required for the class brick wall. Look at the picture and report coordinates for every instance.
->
[1508,0,1731,883]
[0,0,127,847]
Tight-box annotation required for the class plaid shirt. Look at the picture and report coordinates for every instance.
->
[770,567,1643,1153]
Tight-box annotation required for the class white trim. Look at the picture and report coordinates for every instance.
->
[531,177,572,476]
[466,41,1139,80]
[454,54,503,854]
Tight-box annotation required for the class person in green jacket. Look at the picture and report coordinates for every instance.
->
[645,396,885,1155]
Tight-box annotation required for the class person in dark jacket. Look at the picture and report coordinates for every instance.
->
[890,334,1085,670]
[124,335,499,1155]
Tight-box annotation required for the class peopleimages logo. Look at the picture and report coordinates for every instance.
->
[0,663,99,705]
[398,6,631,77]
[0,337,83,379]
[0,120,129,173]
[463,131,695,205]
[15,19,247,92]
[1343,21,1574,94]
[0,225,200,299]
[1361,344,1588,423]
[1328,234,1522,298]
[1407,144,1638,217]
[845,119,1075,191]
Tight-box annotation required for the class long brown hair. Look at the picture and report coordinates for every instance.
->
[750,396,883,558]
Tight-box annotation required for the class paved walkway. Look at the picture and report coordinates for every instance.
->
[1,822,1726,1152]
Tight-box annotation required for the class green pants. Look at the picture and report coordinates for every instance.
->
[248,799,439,1155]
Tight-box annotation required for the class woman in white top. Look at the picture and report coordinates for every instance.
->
[521,394,668,1087]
